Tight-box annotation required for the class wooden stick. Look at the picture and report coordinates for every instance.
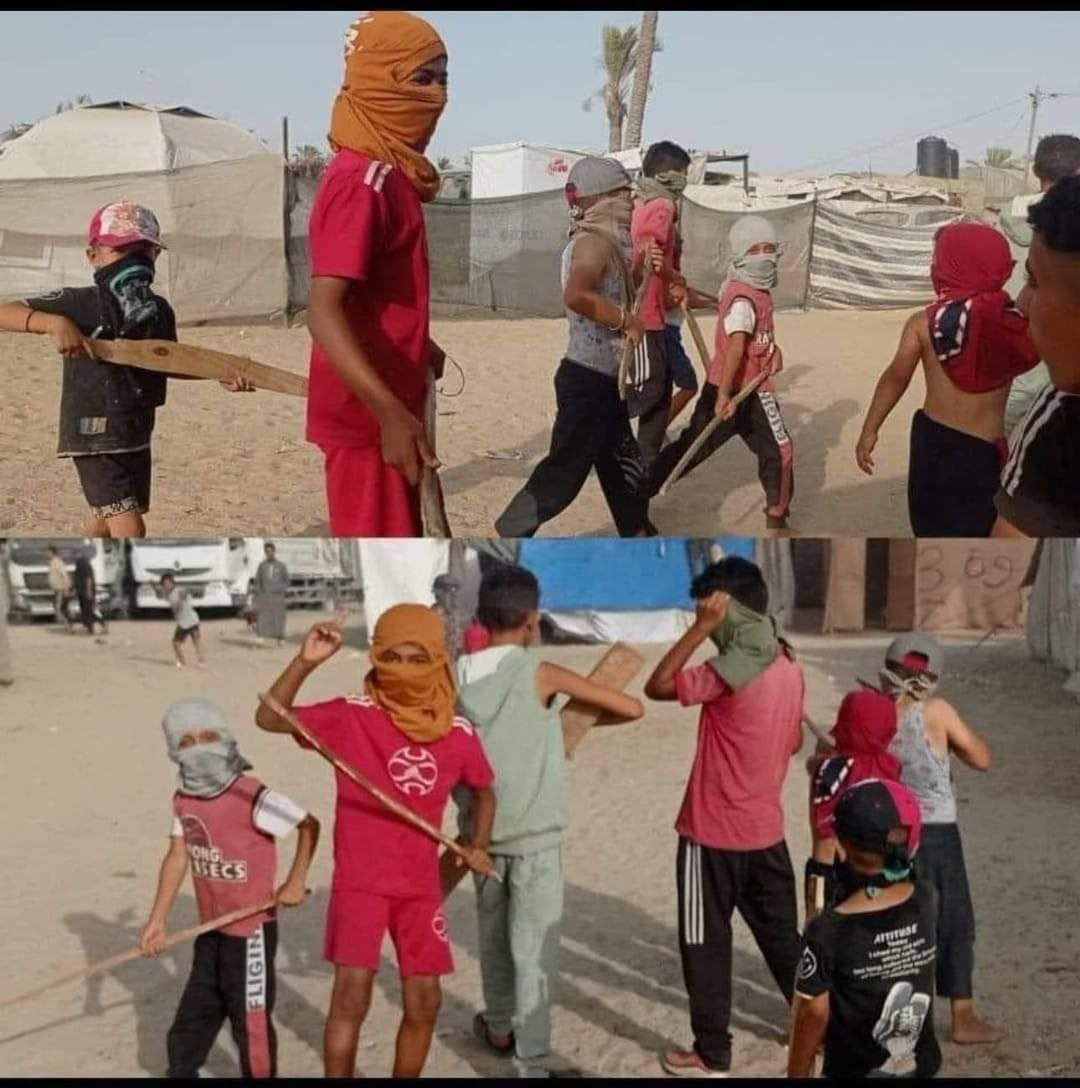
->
[681,302,711,377]
[439,642,644,898]
[0,899,277,1011]
[420,376,452,540]
[617,267,652,401]
[88,339,308,397]
[656,370,769,497]
[257,692,498,880]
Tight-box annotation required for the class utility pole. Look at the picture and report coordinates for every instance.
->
[1023,84,1042,190]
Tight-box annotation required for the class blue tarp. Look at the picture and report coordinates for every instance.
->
[517,537,755,611]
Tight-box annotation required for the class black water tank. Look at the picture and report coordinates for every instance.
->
[947,147,959,180]
[917,136,948,178]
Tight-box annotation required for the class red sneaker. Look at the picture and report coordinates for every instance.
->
[659,1048,730,1078]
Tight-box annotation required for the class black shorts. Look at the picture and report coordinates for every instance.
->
[72,449,152,519]
[664,324,699,392]
[174,624,200,643]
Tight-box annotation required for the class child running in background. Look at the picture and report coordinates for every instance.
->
[455,564,643,1078]
[139,698,320,1079]
[788,778,942,1080]
[649,217,794,533]
[305,11,451,536]
[856,220,1039,537]
[804,689,902,923]
[160,573,205,669]
[878,634,1003,1045]
[255,606,496,1077]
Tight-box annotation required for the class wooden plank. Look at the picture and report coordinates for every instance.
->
[439,642,645,898]
[420,377,452,538]
[90,339,308,397]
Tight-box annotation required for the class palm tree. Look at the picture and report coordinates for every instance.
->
[582,25,657,152]
[624,11,660,151]
[289,143,328,178]
[984,146,1020,169]
[436,156,453,172]
[55,93,92,115]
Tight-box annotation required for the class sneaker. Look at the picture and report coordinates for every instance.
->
[659,1049,730,1078]
[473,1012,514,1057]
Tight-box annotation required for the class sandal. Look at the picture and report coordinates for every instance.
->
[473,1012,515,1057]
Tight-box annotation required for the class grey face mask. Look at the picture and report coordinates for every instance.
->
[174,740,251,798]
[656,170,688,196]
[732,252,780,291]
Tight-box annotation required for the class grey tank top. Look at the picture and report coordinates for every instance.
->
[561,234,624,379]
[888,701,957,825]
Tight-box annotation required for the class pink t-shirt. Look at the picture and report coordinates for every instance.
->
[305,149,431,449]
[294,695,494,898]
[674,654,805,851]
[631,198,676,331]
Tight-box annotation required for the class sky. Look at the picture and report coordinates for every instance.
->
[3,10,1080,176]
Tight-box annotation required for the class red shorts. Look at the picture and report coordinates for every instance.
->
[324,890,453,977]
[320,445,421,537]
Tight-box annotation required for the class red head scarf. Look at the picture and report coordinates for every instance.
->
[812,690,901,839]
[925,221,1039,395]
[329,11,447,203]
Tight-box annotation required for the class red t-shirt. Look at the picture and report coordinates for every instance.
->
[674,654,804,851]
[462,621,491,655]
[305,149,431,449]
[631,198,677,331]
[294,694,494,898]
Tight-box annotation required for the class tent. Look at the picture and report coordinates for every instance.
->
[0,102,285,324]
[1026,539,1080,700]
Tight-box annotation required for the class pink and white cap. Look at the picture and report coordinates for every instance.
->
[87,201,166,250]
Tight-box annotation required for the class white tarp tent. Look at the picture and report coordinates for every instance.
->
[1027,539,1080,700]
[0,102,286,324]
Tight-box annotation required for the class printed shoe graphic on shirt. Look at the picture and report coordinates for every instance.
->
[872,981,931,1076]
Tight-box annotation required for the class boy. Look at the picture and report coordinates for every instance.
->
[630,141,692,469]
[788,778,942,1080]
[254,605,497,1078]
[879,634,1002,1044]
[160,573,205,669]
[455,564,643,1078]
[139,697,320,1079]
[644,556,805,1077]
[856,220,1040,537]
[47,545,74,629]
[994,175,1080,537]
[0,201,252,538]
[495,157,653,538]
[1000,133,1080,433]
[649,218,794,534]
[305,11,452,537]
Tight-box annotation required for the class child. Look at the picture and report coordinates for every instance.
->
[139,697,320,1079]
[495,157,653,538]
[455,564,643,1078]
[160,573,205,669]
[630,140,692,470]
[878,634,1003,1045]
[649,217,794,533]
[305,11,452,537]
[805,689,902,923]
[644,556,804,1077]
[788,778,942,1080]
[994,175,1080,537]
[856,220,1040,537]
[254,606,497,1078]
[0,201,251,538]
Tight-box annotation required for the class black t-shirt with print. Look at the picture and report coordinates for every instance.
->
[25,285,176,456]
[995,386,1080,536]
[797,880,942,1079]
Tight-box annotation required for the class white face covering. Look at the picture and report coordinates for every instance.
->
[728,215,781,290]
[163,698,253,798]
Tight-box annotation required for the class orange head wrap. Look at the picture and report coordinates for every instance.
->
[364,603,455,744]
[329,10,448,203]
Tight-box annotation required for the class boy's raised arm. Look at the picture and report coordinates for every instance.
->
[855,311,923,476]
[255,620,342,733]
[536,662,643,723]
[139,836,190,956]
[275,813,321,906]
[645,592,729,701]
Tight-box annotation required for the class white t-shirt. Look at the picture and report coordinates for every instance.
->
[170,787,307,839]
[723,298,756,337]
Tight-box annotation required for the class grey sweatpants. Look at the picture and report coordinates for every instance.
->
[475,846,564,1078]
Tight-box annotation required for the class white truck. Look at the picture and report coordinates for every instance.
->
[2,538,125,619]
[229,538,352,611]
[125,537,243,616]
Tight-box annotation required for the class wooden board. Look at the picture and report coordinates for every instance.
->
[421,377,452,539]
[439,642,645,898]
[90,339,308,397]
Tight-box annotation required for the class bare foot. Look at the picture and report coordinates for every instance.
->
[952,1012,1005,1045]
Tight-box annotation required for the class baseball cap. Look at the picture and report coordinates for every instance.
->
[88,201,166,250]
[884,632,943,676]
[565,156,632,203]
[832,778,922,858]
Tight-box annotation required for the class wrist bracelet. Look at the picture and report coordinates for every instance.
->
[608,305,625,333]
[24,309,35,333]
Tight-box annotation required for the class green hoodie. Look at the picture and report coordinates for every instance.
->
[454,645,567,856]
[707,598,780,691]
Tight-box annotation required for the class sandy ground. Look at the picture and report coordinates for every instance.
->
[0,613,1076,1078]
[0,309,917,538]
